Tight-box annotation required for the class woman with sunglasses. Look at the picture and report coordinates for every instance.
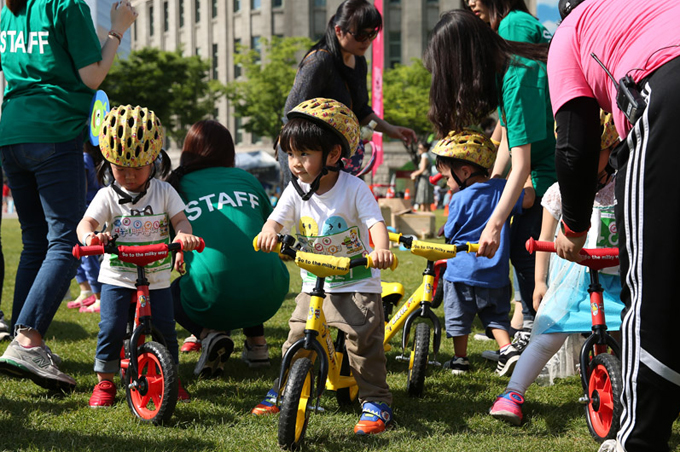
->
[279,0,416,188]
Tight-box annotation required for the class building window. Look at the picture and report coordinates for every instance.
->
[273,0,283,6]
[212,0,217,17]
[195,47,201,56]
[195,0,200,22]
[149,5,154,36]
[251,0,261,9]
[133,20,137,41]
[251,36,261,64]
[179,0,185,27]
[235,117,243,144]
[163,2,169,32]
[234,0,240,12]
[251,130,261,144]
[234,38,242,78]
[388,31,401,68]
[314,0,325,6]
[389,0,401,3]
[212,44,218,79]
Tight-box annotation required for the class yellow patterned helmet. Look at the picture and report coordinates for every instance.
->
[99,105,164,167]
[431,129,497,169]
[600,111,619,150]
[287,98,360,158]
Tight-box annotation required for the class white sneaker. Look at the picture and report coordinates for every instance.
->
[0,339,76,392]
[241,341,270,368]
[597,439,621,452]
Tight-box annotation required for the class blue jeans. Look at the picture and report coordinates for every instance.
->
[1,136,85,336]
[75,255,102,294]
[509,198,543,322]
[95,284,178,374]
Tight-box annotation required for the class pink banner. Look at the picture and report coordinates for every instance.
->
[371,0,384,177]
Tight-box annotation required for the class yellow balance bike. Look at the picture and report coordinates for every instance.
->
[253,234,397,450]
[381,232,478,397]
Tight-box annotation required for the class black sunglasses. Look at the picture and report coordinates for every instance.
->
[346,28,379,43]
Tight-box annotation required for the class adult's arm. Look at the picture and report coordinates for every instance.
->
[362,112,417,145]
[553,96,600,261]
[478,142,531,258]
[78,2,137,90]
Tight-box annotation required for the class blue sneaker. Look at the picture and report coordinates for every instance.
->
[251,388,279,415]
[354,401,393,435]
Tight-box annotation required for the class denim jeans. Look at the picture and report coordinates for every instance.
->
[75,255,102,294]
[95,284,178,374]
[1,136,85,336]
[509,198,543,322]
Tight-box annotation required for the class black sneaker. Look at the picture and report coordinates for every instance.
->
[496,345,520,377]
[511,328,531,354]
[194,332,234,378]
[443,356,470,375]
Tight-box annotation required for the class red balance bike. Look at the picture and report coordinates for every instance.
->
[73,236,205,424]
[526,238,621,443]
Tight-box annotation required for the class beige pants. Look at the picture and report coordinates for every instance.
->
[282,291,392,406]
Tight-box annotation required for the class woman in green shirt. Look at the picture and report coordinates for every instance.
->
[168,120,289,377]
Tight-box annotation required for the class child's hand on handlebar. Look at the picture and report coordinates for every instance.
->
[174,232,202,251]
[368,249,393,270]
[257,231,279,253]
[88,231,112,246]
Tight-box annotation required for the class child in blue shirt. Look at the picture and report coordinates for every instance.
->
[434,129,532,377]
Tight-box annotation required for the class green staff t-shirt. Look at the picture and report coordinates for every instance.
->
[0,0,101,145]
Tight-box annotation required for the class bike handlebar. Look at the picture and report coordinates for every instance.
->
[429,173,443,185]
[388,231,479,260]
[72,238,205,267]
[525,238,619,270]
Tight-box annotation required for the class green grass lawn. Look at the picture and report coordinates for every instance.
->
[0,212,678,451]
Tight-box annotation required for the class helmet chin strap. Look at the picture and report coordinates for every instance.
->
[109,165,155,205]
[290,161,344,201]
[451,168,486,190]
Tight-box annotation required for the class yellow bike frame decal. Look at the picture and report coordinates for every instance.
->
[295,252,351,278]
[306,295,338,370]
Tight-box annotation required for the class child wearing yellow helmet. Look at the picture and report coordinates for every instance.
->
[490,110,624,426]
[76,105,202,408]
[433,129,533,377]
[254,98,395,435]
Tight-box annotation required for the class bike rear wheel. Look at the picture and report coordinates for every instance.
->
[125,341,178,425]
[584,353,623,442]
[278,358,315,450]
[407,322,430,397]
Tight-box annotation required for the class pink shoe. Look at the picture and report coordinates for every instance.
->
[178,379,191,402]
[80,300,100,313]
[181,335,202,353]
[67,294,96,309]
[89,380,117,407]
[489,390,524,426]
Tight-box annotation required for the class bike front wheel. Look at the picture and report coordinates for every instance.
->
[278,358,315,450]
[584,353,623,442]
[407,322,430,397]
[125,341,178,425]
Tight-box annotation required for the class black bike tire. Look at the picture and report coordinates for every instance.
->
[125,341,179,425]
[431,271,445,309]
[278,358,314,450]
[407,323,430,397]
[584,353,623,443]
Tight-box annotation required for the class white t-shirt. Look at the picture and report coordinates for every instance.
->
[85,179,186,290]
[270,171,383,294]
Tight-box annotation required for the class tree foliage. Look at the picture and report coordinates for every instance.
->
[382,58,432,139]
[100,47,225,145]
[225,36,313,141]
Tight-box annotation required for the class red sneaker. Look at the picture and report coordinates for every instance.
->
[178,379,191,403]
[181,335,202,353]
[89,380,116,407]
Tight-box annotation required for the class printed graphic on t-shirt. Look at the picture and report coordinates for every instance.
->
[109,208,171,275]
[596,207,618,248]
[296,215,371,288]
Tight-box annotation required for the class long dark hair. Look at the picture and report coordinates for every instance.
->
[424,9,548,136]
[481,0,532,31]
[6,0,27,14]
[302,0,382,65]
[167,120,235,189]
